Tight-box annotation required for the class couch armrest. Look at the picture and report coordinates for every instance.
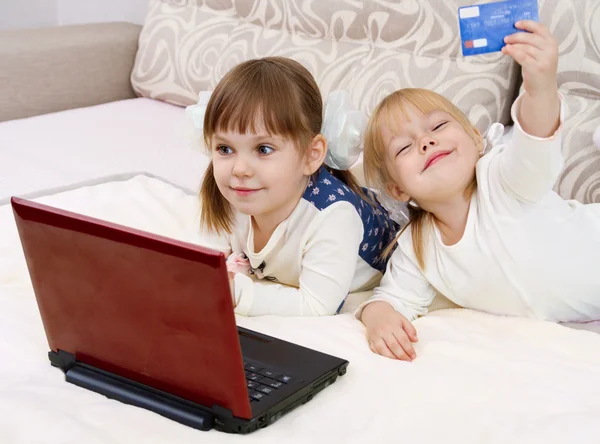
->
[0,22,142,122]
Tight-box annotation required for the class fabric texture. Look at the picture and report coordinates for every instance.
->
[533,0,600,203]
[131,0,521,132]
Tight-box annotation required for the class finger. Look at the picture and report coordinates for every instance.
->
[504,31,546,50]
[401,318,419,342]
[384,334,412,361]
[393,330,417,360]
[503,43,539,60]
[373,338,398,360]
[514,20,549,37]
[502,44,537,66]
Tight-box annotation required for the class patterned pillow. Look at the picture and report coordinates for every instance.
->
[535,0,600,202]
[131,0,521,132]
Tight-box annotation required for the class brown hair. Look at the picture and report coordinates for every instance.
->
[199,56,363,233]
[364,88,482,269]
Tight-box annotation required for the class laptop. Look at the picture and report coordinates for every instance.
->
[11,197,348,434]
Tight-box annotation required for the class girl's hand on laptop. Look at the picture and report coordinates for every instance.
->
[362,301,418,361]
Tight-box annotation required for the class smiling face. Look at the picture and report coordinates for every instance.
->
[199,57,327,233]
[211,122,316,223]
[381,103,481,206]
[364,89,483,208]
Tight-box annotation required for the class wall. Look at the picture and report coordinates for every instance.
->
[0,0,148,30]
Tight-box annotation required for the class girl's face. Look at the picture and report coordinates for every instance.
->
[211,121,324,224]
[380,101,482,207]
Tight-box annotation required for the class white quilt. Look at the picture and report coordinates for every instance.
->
[2,175,600,444]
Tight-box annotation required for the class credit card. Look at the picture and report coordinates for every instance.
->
[458,0,539,56]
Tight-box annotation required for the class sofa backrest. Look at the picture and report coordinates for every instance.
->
[539,0,600,203]
[131,0,600,202]
[131,0,521,132]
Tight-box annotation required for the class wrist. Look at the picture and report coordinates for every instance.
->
[362,300,393,324]
[518,90,561,138]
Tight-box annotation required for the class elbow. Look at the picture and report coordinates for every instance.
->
[303,296,345,317]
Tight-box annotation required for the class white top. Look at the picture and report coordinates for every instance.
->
[358,96,600,323]
[200,167,398,317]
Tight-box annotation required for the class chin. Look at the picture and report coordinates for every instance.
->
[233,205,258,216]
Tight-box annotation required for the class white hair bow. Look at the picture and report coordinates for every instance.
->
[321,90,367,170]
[483,122,505,155]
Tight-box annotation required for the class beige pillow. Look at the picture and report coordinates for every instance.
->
[131,0,521,132]
[536,0,600,202]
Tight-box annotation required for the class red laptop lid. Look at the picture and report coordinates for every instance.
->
[11,197,252,419]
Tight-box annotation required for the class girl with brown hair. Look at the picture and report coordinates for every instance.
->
[187,57,399,317]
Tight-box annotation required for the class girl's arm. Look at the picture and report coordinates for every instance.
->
[354,241,436,361]
[355,241,437,323]
[492,21,564,203]
[232,203,364,316]
[493,93,565,203]
[503,20,560,139]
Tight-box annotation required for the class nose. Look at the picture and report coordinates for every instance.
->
[419,136,438,154]
[231,154,253,178]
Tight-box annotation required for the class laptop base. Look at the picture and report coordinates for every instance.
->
[50,350,216,431]
[49,349,347,434]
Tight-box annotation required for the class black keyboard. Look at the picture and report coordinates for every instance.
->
[244,361,294,403]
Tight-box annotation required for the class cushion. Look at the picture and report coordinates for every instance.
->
[131,0,521,131]
[537,0,600,202]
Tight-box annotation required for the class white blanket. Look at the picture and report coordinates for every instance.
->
[2,175,600,444]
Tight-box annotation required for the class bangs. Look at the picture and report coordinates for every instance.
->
[203,59,321,149]
[377,89,468,137]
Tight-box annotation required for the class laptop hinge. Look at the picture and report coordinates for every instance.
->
[49,349,76,373]
[62,363,214,431]
[212,404,234,419]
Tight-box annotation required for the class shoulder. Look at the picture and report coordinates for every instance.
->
[302,167,362,211]
[302,198,363,233]
[392,222,431,269]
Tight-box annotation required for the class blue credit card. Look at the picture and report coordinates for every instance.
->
[458,0,539,56]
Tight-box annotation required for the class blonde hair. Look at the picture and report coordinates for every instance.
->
[364,88,482,269]
[200,57,364,234]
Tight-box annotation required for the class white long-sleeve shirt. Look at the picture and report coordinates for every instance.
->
[358,96,600,323]
[200,167,399,317]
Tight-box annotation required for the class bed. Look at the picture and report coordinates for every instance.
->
[2,170,600,444]
[2,0,600,441]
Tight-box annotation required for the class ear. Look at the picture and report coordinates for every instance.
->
[303,134,327,176]
[385,181,410,203]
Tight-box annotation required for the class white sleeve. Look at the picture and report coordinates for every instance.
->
[354,241,436,322]
[494,93,566,203]
[233,203,364,317]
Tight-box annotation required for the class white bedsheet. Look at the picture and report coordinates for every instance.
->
[2,174,600,444]
[0,98,208,201]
